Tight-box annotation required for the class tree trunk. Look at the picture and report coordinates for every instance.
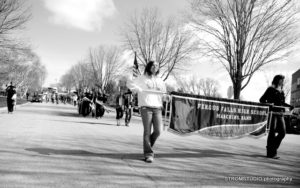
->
[233,82,241,100]
[233,71,242,100]
[233,57,243,100]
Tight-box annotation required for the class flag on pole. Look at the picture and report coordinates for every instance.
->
[133,52,140,78]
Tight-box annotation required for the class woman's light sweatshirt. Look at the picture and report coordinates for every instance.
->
[127,75,166,108]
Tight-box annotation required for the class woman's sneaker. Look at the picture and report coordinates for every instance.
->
[145,156,154,163]
[267,155,280,159]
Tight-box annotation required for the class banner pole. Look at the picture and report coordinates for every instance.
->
[164,100,168,131]
[266,111,272,135]
[163,95,170,131]
[166,95,173,131]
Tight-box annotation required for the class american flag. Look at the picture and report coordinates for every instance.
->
[133,52,140,78]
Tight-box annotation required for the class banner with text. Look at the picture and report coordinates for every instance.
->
[169,92,270,138]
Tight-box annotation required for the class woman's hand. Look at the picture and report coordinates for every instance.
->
[163,94,171,102]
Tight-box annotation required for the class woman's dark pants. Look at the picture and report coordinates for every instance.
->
[267,114,286,157]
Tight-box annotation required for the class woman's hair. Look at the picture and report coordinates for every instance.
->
[144,61,159,76]
[272,74,285,87]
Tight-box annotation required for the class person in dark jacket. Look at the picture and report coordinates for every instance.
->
[115,92,124,126]
[123,89,133,126]
[6,83,16,113]
[94,92,105,119]
[260,75,294,159]
[79,93,92,117]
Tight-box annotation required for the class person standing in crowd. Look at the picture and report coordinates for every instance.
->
[73,94,78,106]
[55,92,59,104]
[46,92,51,103]
[51,92,55,103]
[6,82,16,114]
[26,92,30,101]
[123,89,133,126]
[93,92,106,119]
[260,74,294,159]
[115,92,124,126]
[80,93,92,117]
[127,60,169,163]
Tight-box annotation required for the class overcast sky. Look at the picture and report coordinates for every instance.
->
[23,0,300,102]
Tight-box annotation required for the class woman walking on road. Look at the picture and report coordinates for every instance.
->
[260,74,294,159]
[127,61,169,163]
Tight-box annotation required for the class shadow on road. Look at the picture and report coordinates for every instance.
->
[25,148,142,159]
[27,104,75,110]
[20,109,79,117]
[20,108,115,120]
[25,147,253,160]
[173,147,269,159]
[49,119,117,126]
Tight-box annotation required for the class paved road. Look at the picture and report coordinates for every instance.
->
[0,102,299,187]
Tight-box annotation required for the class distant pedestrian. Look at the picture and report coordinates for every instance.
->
[6,83,16,114]
[94,92,105,119]
[55,93,59,104]
[73,95,78,106]
[260,74,294,159]
[51,93,55,103]
[47,92,51,103]
[26,92,29,101]
[115,92,124,126]
[42,94,46,102]
[123,89,133,126]
[80,93,92,117]
[127,60,169,163]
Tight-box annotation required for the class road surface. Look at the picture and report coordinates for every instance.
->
[0,102,299,187]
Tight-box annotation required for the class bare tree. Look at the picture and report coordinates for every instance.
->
[123,7,198,81]
[189,0,299,99]
[0,47,33,85]
[0,49,11,83]
[60,73,75,92]
[175,75,221,97]
[87,46,126,93]
[8,51,46,95]
[0,0,32,88]
[60,46,126,95]
[175,76,194,94]
[0,48,47,97]
[18,60,47,97]
[189,76,203,95]
[69,61,92,91]
[24,60,47,92]
[199,78,221,97]
[0,0,31,49]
